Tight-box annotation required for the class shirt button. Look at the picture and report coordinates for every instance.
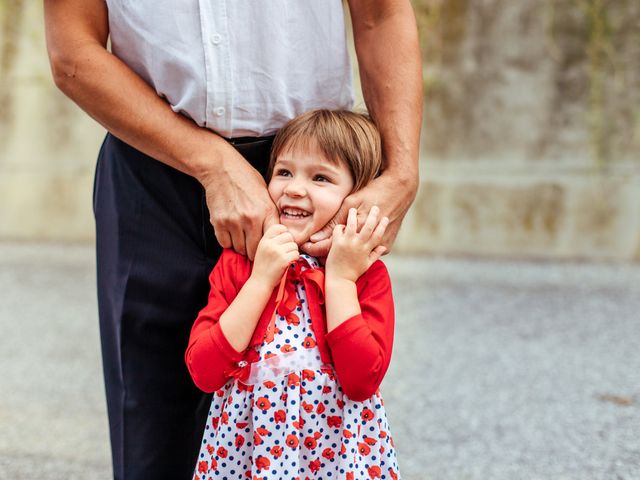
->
[215,107,225,116]
[210,33,222,45]
[237,360,248,368]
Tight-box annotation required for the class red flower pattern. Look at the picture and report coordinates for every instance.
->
[255,397,272,410]
[216,446,228,458]
[327,416,342,428]
[286,312,300,326]
[309,458,321,472]
[273,409,286,423]
[193,256,399,478]
[285,434,299,449]
[303,436,317,450]
[368,466,382,479]
[361,408,374,422]
[255,456,270,470]
[322,447,334,460]
[287,373,300,387]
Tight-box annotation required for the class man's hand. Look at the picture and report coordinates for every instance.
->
[251,224,299,288]
[201,143,279,260]
[301,171,417,257]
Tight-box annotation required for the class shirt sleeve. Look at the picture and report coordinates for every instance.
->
[325,260,395,401]
[185,249,249,392]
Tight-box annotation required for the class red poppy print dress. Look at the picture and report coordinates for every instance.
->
[193,254,401,480]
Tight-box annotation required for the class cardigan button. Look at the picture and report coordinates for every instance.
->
[237,360,248,368]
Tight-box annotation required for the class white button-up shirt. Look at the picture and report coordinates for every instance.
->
[106,0,354,138]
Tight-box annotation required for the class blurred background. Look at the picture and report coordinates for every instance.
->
[1,0,639,258]
[1,1,639,479]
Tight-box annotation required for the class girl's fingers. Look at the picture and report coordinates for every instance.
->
[273,230,295,244]
[286,250,300,264]
[265,223,288,238]
[345,208,358,235]
[370,216,390,245]
[368,245,387,263]
[359,205,379,239]
[284,241,299,253]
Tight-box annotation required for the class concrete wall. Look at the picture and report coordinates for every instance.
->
[394,0,640,260]
[0,0,105,241]
[1,1,639,260]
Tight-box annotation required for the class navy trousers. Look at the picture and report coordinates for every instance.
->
[93,133,272,480]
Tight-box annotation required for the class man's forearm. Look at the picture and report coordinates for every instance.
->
[348,0,423,188]
[44,0,227,184]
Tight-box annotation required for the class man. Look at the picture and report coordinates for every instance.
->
[44,1,422,478]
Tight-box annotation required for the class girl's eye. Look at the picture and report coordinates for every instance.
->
[313,175,331,183]
[275,168,292,177]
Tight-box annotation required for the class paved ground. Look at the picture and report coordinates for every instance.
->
[0,242,639,480]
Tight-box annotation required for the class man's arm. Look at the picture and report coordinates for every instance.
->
[44,0,277,258]
[303,0,422,255]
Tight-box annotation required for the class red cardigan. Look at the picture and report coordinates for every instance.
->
[185,249,395,402]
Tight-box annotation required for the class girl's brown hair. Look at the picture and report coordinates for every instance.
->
[268,109,382,192]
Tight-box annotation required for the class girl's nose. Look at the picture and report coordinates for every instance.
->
[284,178,306,197]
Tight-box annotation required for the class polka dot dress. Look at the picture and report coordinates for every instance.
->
[194,255,401,480]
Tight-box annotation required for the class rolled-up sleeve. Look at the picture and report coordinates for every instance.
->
[325,261,395,401]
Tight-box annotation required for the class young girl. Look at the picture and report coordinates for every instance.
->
[186,110,400,480]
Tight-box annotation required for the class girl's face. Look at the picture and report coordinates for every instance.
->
[268,142,354,245]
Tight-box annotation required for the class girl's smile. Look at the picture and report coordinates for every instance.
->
[268,142,354,245]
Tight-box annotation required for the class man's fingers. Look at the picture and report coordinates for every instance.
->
[379,218,401,255]
[245,226,262,261]
[263,207,280,233]
[309,221,335,243]
[227,223,246,256]
[302,237,332,257]
[214,227,232,250]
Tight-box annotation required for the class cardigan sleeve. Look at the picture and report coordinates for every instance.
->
[185,248,249,392]
[325,260,395,401]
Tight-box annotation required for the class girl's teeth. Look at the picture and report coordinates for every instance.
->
[283,209,309,218]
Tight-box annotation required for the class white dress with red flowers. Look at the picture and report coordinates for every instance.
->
[193,255,401,480]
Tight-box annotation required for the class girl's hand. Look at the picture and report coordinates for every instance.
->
[252,224,299,287]
[325,206,388,283]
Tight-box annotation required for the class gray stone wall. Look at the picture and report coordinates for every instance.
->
[1,1,639,259]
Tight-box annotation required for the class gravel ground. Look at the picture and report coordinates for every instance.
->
[1,242,639,480]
